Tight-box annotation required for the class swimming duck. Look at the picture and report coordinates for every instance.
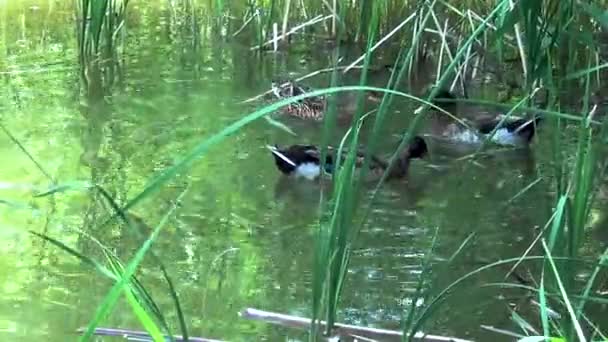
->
[429,89,544,148]
[270,80,382,121]
[266,136,428,181]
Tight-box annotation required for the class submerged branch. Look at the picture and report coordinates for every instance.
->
[76,327,225,342]
[239,308,473,342]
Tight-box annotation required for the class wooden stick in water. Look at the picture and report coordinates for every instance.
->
[239,308,473,342]
[250,14,333,50]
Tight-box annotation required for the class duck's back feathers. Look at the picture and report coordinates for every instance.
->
[270,80,327,120]
[476,115,543,145]
[429,88,544,147]
[267,144,325,179]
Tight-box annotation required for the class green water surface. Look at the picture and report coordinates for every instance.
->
[1,1,606,341]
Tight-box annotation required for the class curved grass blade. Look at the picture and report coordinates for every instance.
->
[29,231,117,280]
[34,181,93,197]
[109,86,444,220]
[123,282,166,342]
[80,187,188,341]
[105,251,171,340]
[0,123,53,182]
[96,185,187,341]
[407,255,582,337]
[263,116,297,136]
[30,230,171,339]
[541,240,587,342]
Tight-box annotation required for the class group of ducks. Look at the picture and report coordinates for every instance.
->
[265,80,545,182]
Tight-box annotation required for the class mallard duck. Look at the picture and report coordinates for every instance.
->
[270,80,382,121]
[270,80,326,120]
[266,136,428,181]
[429,89,544,147]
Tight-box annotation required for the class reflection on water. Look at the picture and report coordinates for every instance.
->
[0,2,606,341]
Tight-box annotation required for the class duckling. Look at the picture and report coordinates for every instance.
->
[270,80,383,121]
[266,136,428,181]
[430,89,544,148]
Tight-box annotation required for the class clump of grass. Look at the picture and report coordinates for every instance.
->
[76,0,129,99]
[405,0,608,340]
[12,0,608,341]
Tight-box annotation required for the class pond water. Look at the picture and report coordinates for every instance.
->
[1,2,607,341]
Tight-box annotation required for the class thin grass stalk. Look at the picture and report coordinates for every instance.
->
[79,187,188,341]
[311,38,344,341]
[106,256,166,342]
[371,0,505,209]
[542,240,587,342]
[319,5,380,334]
[281,0,291,43]
[401,1,511,334]
[409,255,587,339]
[331,0,336,37]
[0,123,53,182]
[323,119,364,334]
[29,229,173,341]
[509,0,527,78]
[539,269,551,339]
[95,186,189,341]
[343,11,415,74]
[401,229,440,342]
[312,5,380,335]
[352,2,438,261]
[408,12,420,76]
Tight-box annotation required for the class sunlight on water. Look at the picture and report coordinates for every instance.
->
[0,1,606,341]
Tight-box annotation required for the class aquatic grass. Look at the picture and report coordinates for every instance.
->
[309,6,381,335]
[542,240,586,342]
[95,186,189,341]
[106,255,166,342]
[31,184,187,340]
[77,0,129,57]
[30,230,172,339]
[306,1,536,339]
[79,186,189,341]
[9,0,608,341]
[0,123,53,183]
[371,0,608,340]
[102,85,438,223]
[76,0,129,94]
[487,3,608,338]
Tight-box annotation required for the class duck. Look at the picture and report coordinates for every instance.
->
[266,136,428,181]
[269,79,382,121]
[429,89,544,148]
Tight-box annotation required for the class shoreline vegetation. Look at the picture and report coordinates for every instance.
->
[1,0,607,341]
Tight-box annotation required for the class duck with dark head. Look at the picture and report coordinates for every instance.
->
[266,136,428,181]
[428,87,546,148]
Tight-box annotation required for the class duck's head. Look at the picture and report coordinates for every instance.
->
[406,136,429,160]
[387,136,429,179]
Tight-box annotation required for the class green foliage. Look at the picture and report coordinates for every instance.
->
[2,0,608,341]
